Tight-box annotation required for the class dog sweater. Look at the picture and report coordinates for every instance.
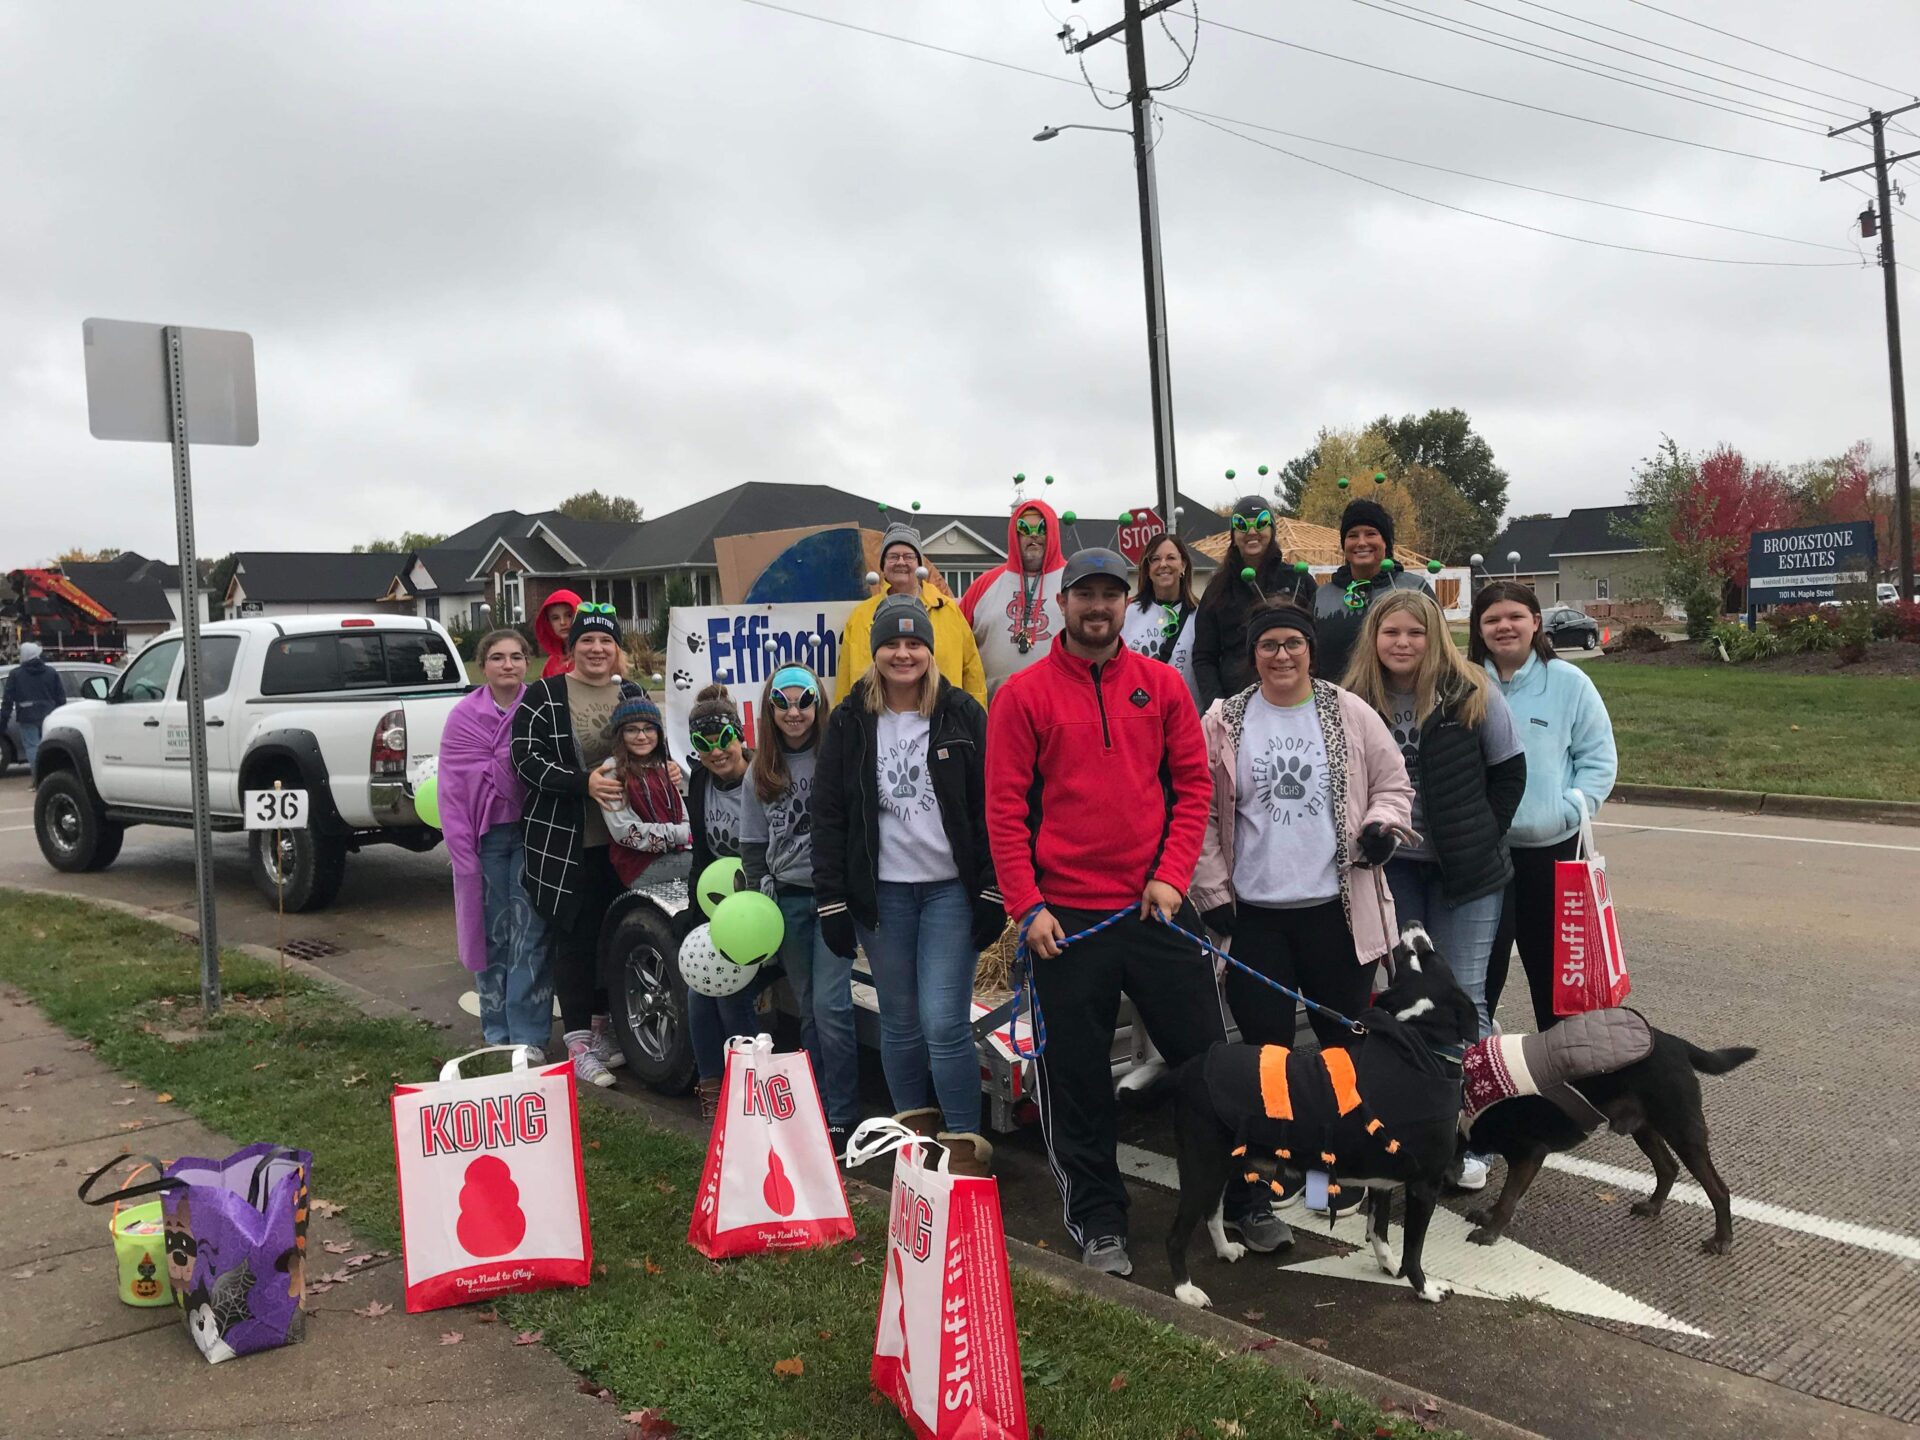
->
[1461,1007,1654,1131]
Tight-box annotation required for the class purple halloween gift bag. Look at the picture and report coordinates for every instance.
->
[161,1144,311,1363]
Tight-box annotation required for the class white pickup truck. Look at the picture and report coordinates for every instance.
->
[33,615,468,911]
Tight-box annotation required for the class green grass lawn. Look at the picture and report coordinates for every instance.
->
[1586,662,1920,802]
[0,892,1453,1440]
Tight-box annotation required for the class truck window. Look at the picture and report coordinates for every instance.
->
[174,636,241,700]
[260,630,464,695]
[119,640,181,703]
[338,634,387,689]
[261,636,340,695]
[384,631,460,686]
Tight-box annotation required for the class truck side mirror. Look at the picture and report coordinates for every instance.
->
[82,677,110,700]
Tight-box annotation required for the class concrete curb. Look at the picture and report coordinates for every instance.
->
[1612,782,1920,828]
[11,884,1544,1440]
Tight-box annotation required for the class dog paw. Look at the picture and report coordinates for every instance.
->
[1174,1281,1214,1310]
[1216,1240,1247,1264]
[1466,1225,1501,1246]
[1630,1198,1663,1218]
[1700,1234,1732,1256]
[1463,1205,1491,1227]
[1414,1280,1451,1304]
[1370,1236,1397,1276]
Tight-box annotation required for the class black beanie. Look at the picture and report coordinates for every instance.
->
[1246,603,1316,662]
[1339,499,1395,556]
[1230,494,1273,523]
[567,606,622,649]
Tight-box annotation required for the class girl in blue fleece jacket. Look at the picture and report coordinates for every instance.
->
[1471,582,1617,1029]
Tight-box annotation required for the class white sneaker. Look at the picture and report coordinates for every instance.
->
[590,1016,626,1070]
[518,1045,547,1067]
[566,1030,616,1089]
[1451,1153,1490,1191]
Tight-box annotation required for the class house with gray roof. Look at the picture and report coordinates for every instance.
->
[222,551,414,620]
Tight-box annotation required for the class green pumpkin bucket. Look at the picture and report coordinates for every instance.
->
[112,1167,173,1307]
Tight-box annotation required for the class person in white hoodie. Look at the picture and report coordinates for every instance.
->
[1471,581,1618,1030]
[958,499,1066,698]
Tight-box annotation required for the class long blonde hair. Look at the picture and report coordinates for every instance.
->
[860,642,940,719]
[1342,589,1490,730]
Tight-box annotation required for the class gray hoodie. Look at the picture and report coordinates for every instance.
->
[740,745,817,891]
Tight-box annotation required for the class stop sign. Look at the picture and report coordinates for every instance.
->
[1115,507,1167,565]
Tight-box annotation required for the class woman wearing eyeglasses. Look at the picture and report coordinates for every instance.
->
[1192,495,1318,708]
[684,684,760,1117]
[1191,604,1415,1208]
[1119,532,1200,704]
[814,594,1001,1176]
[741,663,860,1148]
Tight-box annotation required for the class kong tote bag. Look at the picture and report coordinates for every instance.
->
[391,1045,591,1313]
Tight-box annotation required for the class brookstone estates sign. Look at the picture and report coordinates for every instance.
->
[1747,521,1877,608]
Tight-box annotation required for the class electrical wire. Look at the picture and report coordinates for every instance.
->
[1176,108,1862,266]
[1195,15,1824,170]
[1160,101,1857,252]
[1618,0,1919,102]
[1341,0,1839,136]
[1156,0,1200,92]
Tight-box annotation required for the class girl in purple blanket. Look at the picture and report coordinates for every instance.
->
[440,628,554,1059]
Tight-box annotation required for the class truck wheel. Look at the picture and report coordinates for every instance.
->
[607,904,696,1095]
[250,827,349,912]
[35,772,117,873]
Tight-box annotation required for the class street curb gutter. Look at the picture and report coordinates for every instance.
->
[1612,782,1920,828]
[10,884,1543,1440]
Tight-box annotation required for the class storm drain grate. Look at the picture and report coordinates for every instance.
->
[280,938,343,961]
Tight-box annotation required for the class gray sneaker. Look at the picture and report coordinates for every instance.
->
[590,1016,626,1070]
[1224,1198,1296,1254]
[566,1030,616,1089]
[1081,1235,1133,1277]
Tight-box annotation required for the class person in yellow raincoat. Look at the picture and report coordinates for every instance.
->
[836,522,988,707]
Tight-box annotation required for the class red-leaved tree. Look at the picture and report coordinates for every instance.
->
[1673,446,1799,585]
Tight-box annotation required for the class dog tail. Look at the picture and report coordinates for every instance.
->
[1684,1042,1757,1076]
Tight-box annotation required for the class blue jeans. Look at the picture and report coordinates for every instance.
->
[19,722,42,770]
[857,879,980,1135]
[1385,857,1503,1039]
[777,890,860,1127]
[688,988,760,1083]
[474,823,555,1048]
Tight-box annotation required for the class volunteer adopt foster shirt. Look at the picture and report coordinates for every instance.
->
[874,708,959,883]
[1233,692,1339,906]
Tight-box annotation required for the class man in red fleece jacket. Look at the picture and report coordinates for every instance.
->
[986,548,1290,1274]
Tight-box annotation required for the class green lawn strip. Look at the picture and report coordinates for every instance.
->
[1586,664,1920,802]
[2,892,1456,1440]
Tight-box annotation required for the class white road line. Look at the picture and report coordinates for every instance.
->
[1596,820,1920,854]
[0,825,34,834]
[1541,1154,1920,1261]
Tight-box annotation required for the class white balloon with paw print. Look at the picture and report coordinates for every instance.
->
[679,922,759,998]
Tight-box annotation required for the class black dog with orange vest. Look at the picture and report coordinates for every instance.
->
[1165,925,1477,1307]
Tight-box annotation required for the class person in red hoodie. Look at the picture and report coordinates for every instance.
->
[959,499,1065,699]
[533,589,583,679]
[985,547,1290,1275]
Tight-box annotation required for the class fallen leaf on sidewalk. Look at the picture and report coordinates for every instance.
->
[322,1240,355,1254]
[22,1065,52,1077]
[439,1331,463,1345]
[154,1093,173,1104]
[311,1199,344,1217]
[474,1308,498,1324]
[118,1121,144,1131]
[353,1301,392,1318]
[1237,1338,1277,1354]
[316,1268,352,1285]
[9,1268,36,1280]
[119,1082,136,1089]
[1305,1337,1330,1351]
[344,1253,375,1268]
[111,1098,135,1106]
[772,1356,804,1379]
[1241,1308,1265,1322]
[511,1330,542,1346]
[621,1409,680,1438]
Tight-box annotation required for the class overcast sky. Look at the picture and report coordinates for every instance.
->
[3,0,1915,563]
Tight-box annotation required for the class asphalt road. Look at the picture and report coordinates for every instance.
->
[3,774,1916,1440]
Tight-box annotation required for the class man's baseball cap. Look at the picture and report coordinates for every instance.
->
[1060,547,1131,592]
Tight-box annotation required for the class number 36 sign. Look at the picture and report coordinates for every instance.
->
[244,789,309,830]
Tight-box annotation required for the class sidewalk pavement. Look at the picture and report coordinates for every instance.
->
[0,988,627,1439]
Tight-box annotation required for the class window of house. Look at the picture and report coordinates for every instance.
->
[632,578,649,620]
[693,573,714,605]
[501,571,524,623]
[943,569,983,594]
[1595,577,1611,601]
[425,597,440,621]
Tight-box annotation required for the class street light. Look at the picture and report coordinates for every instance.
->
[1032,123,1131,142]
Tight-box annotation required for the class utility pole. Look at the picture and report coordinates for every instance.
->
[1823,101,1920,602]
[1072,0,1187,535]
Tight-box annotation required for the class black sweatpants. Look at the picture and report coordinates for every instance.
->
[1486,836,1581,1031]
[1225,898,1371,1052]
[553,846,619,1034]
[1029,903,1228,1247]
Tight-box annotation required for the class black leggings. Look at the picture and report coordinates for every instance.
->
[1225,898,1371,1052]
[553,846,619,1034]
[1486,836,1581,1031]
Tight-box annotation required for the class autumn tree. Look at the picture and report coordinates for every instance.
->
[352,531,447,555]
[54,546,122,564]
[1297,428,1423,554]
[1372,408,1509,555]
[1792,441,1914,572]
[1627,438,1797,637]
[556,490,643,524]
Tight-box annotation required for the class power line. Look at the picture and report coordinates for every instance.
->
[1431,0,1855,122]
[1163,101,1858,253]
[1619,0,1918,102]
[1341,0,1839,136]
[1196,15,1823,170]
[1177,108,1860,266]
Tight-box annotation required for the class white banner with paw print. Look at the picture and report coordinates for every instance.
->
[664,604,856,766]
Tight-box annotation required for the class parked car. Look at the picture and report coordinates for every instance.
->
[1879,582,1901,605]
[0,662,119,776]
[1541,604,1602,650]
[33,616,468,910]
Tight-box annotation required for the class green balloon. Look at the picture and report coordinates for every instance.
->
[1225,468,1236,480]
[412,776,440,829]
[911,500,922,511]
[710,890,785,967]
[1427,560,1443,573]
[1294,561,1311,572]
[1374,472,1387,485]
[1062,510,1077,523]
[696,857,744,919]
[1258,465,1269,476]
[877,502,889,512]
[1119,510,1134,524]
[1044,474,1055,485]
[1337,477,1350,489]
[1240,566,1255,583]
[1380,557,1396,570]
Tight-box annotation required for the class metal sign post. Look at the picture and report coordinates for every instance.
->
[83,318,258,1018]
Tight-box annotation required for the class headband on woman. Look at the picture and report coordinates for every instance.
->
[770,666,816,693]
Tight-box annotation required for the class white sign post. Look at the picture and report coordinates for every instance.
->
[83,318,258,1016]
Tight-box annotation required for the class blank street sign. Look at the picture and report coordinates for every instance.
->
[82,318,259,445]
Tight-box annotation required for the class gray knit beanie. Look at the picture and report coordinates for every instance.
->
[872,593,934,648]
[879,522,924,566]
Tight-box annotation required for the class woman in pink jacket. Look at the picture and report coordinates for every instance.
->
[440,628,554,1059]
[1192,603,1415,1070]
